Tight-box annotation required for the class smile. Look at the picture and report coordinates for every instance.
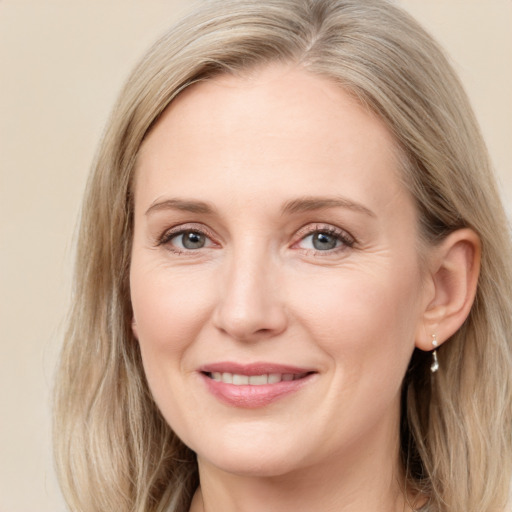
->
[199,362,316,408]
[206,372,310,385]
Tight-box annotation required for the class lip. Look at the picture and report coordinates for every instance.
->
[199,361,314,376]
[198,361,316,408]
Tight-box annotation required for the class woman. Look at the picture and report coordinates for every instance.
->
[53,0,512,511]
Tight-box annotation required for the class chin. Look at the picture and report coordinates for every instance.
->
[201,450,302,478]
[192,430,310,478]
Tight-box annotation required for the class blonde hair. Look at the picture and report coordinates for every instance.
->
[54,1,512,511]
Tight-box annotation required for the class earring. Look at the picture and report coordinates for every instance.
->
[430,334,439,373]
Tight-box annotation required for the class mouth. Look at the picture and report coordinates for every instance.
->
[203,371,311,385]
[198,362,316,408]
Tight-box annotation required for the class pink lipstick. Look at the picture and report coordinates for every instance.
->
[198,362,316,408]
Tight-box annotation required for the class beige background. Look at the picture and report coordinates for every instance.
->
[0,1,510,511]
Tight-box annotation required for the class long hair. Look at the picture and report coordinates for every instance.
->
[54,1,512,510]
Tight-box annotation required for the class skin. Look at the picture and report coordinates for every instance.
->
[130,65,460,512]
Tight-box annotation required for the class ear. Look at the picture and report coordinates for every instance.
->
[131,317,139,340]
[415,228,481,351]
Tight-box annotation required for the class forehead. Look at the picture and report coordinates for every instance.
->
[135,65,406,213]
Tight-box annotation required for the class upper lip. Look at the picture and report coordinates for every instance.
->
[198,362,315,376]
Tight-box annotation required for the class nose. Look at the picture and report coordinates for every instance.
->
[212,247,288,342]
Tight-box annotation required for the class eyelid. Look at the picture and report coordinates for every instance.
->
[292,223,356,251]
[154,222,355,255]
[156,222,219,248]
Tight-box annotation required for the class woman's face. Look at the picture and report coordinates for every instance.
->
[130,65,430,477]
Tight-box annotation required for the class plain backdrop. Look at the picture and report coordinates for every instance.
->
[0,1,510,511]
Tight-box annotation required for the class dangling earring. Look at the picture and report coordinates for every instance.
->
[430,334,439,373]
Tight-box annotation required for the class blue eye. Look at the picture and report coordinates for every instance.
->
[311,232,339,250]
[300,232,341,251]
[161,229,214,251]
[179,231,207,249]
[297,227,354,252]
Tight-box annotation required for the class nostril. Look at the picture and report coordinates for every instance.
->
[212,272,288,341]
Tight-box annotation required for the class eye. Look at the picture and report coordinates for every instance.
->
[159,227,216,252]
[302,232,340,251]
[179,231,206,249]
[295,226,355,253]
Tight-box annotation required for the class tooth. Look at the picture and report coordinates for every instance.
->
[282,374,294,381]
[268,373,282,384]
[222,372,233,384]
[212,372,222,382]
[233,374,249,385]
[249,374,268,385]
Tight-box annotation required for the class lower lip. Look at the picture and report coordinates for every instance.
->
[201,373,315,408]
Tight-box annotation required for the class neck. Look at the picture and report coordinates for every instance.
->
[190,468,413,512]
[189,414,421,512]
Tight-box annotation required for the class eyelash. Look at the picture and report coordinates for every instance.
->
[156,223,217,254]
[157,223,355,255]
[293,224,355,254]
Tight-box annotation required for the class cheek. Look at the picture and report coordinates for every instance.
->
[130,259,217,363]
[129,261,218,431]
[291,264,422,430]
[287,262,422,369]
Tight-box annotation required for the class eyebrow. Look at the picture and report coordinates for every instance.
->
[145,195,376,218]
[145,198,215,216]
[281,196,376,217]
